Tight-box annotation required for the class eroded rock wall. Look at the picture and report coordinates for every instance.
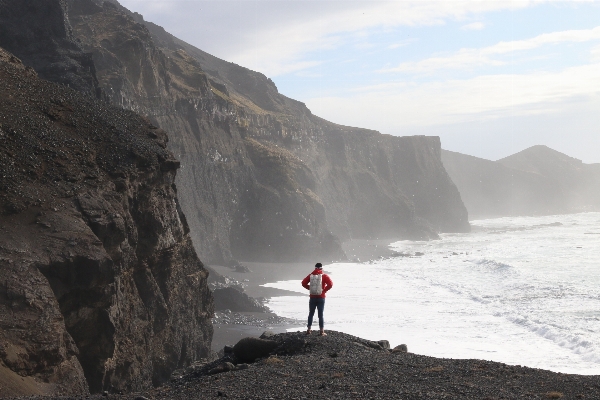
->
[0,48,212,396]
[66,1,345,262]
[33,0,470,264]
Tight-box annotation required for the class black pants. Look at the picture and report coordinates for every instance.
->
[308,297,325,329]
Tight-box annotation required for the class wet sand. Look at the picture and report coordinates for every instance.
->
[209,239,400,352]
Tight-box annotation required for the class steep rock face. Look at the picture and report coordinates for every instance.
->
[296,126,467,239]
[65,1,469,261]
[0,0,99,97]
[442,150,569,219]
[66,1,346,262]
[234,138,344,260]
[0,48,212,396]
[144,20,470,239]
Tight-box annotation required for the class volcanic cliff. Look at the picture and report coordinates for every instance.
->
[0,47,212,396]
[54,0,469,264]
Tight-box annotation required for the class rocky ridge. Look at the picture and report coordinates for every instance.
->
[0,48,212,396]
[145,331,600,399]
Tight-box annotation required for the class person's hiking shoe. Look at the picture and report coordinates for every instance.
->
[319,331,327,336]
[306,329,312,335]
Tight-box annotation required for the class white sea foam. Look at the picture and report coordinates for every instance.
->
[264,212,600,375]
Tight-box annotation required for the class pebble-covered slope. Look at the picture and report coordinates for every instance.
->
[147,331,600,399]
[0,48,213,396]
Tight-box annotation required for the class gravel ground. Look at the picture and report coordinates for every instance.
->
[135,331,599,400]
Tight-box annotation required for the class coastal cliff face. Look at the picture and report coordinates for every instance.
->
[63,0,345,262]
[141,14,470,240]
[0,48,212,396]
[0,0,469,264]
[442,147,600,219]
[62,0,468,263]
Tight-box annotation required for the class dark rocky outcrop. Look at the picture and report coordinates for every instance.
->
[149,331,600,399]
[442,147,600,219]
[0,48,212,396]
[60,0,468,262]
[0,0,100,97]
[232,337,278,363]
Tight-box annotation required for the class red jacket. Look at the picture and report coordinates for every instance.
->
[301,269,333,298]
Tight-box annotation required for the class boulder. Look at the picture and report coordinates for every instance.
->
[377,340,390,350]
[233,337,279,363]
[392,344,408,353]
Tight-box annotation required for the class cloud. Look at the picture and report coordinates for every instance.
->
[591,44,600,62]
[461,22,485,31]
[307,62,600,130]
[388,38,418,49]
[228,1,540,76]
[381,26,600,74]
[119,0,549,77]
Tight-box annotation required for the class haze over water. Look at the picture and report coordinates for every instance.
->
[265,212,600,375]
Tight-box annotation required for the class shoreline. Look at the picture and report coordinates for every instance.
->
[209,238,400,352]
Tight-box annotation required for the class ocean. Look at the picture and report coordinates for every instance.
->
[264,212,600,375]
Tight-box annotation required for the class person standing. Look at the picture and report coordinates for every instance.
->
[301,262,333,336]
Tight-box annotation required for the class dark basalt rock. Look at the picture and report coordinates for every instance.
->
[0,0,100,97]
[232,337,279,363]
[392,344,408,353]
[0,48,212,396]
[376,340,390,350]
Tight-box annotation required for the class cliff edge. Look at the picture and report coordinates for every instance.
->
[0,48,213,396]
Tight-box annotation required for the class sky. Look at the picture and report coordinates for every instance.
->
[118,0,600,163]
